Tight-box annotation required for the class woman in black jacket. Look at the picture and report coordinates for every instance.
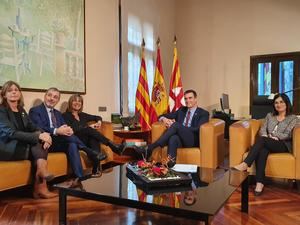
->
[63,94,124,176]
[0,81,56,198]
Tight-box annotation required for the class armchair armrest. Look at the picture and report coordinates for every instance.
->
[229,120,251,167]
[200,118,225,168]
[249,119,262,145]
[293,124,300,179]
[151,122,167,143]
[99,121,113,141]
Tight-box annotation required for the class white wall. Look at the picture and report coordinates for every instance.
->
[175,0,300,117]
[21,0,120,121]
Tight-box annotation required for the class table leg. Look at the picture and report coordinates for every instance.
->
[241,177,248,213]
[59,189,67,225]
[204,215,213,225]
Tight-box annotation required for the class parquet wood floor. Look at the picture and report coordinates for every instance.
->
[1,181,300,225]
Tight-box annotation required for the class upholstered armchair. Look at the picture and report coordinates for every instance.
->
[229,120,300,180]
[151,119,225,168]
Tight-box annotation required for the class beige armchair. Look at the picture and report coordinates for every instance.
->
[151,119,225,168]
[229,120,300,180]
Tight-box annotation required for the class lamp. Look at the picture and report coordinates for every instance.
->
[268,87,300,100]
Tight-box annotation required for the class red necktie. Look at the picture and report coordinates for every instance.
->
[50,109,58,128]
[184,110,191,127]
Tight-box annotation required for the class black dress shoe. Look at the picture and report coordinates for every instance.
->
[167,160,176,168]
[91,170,102,178]
[133,146,152,159]
[68,178,83,188]
[133,146,146,155]
[82,147,106,161]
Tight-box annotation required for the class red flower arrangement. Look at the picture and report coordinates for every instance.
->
[135,157,178,179]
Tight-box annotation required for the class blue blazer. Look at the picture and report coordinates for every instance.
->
[159,106,209,142]
[29,103,66,135]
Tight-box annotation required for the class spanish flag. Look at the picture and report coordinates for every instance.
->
[169,36,185,113]
[135,39,151,130]
[149,38,168,124]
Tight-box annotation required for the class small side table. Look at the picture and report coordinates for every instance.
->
[113,129,151,160]
[113,129,151,144]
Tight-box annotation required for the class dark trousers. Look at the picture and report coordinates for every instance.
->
[76,127,109,172]
[154,122,197,160]
[50,135,92,179]
[244,136,288,183]
[76,127,109,148]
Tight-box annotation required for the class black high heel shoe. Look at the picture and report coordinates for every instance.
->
[254,185,264,196]
[254,188,264,196]
[109,141,126,155]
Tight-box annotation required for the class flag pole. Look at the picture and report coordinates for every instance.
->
[156,37,160,47]
[169,35,184,112]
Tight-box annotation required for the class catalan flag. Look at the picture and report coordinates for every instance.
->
[169,37,185,113]
[149,39,168,124]
[135,39,151,130]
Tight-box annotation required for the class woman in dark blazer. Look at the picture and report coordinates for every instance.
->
[234,93,299,196]
[0,81,56,198]
[63,94,124,175]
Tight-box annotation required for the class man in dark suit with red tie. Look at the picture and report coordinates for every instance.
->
[137,89,209,167]
[29,88,106,186]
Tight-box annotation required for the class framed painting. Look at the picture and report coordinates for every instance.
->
[0,0,85,93]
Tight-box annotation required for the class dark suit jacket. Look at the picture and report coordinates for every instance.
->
[62,111,102,133]
[159,106,209,143]
[0,105,41,160]
[29,103,65,135]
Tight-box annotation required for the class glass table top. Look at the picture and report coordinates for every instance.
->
[56,164,248,216]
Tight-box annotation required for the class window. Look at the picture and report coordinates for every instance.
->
[127,15,154,113]
[250,52,300,114]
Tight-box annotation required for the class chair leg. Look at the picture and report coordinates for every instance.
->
[293,180,300,192]
[248,175,256,185]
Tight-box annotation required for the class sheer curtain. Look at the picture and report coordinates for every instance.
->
[121,0,157,115]
[126,15,154,114]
